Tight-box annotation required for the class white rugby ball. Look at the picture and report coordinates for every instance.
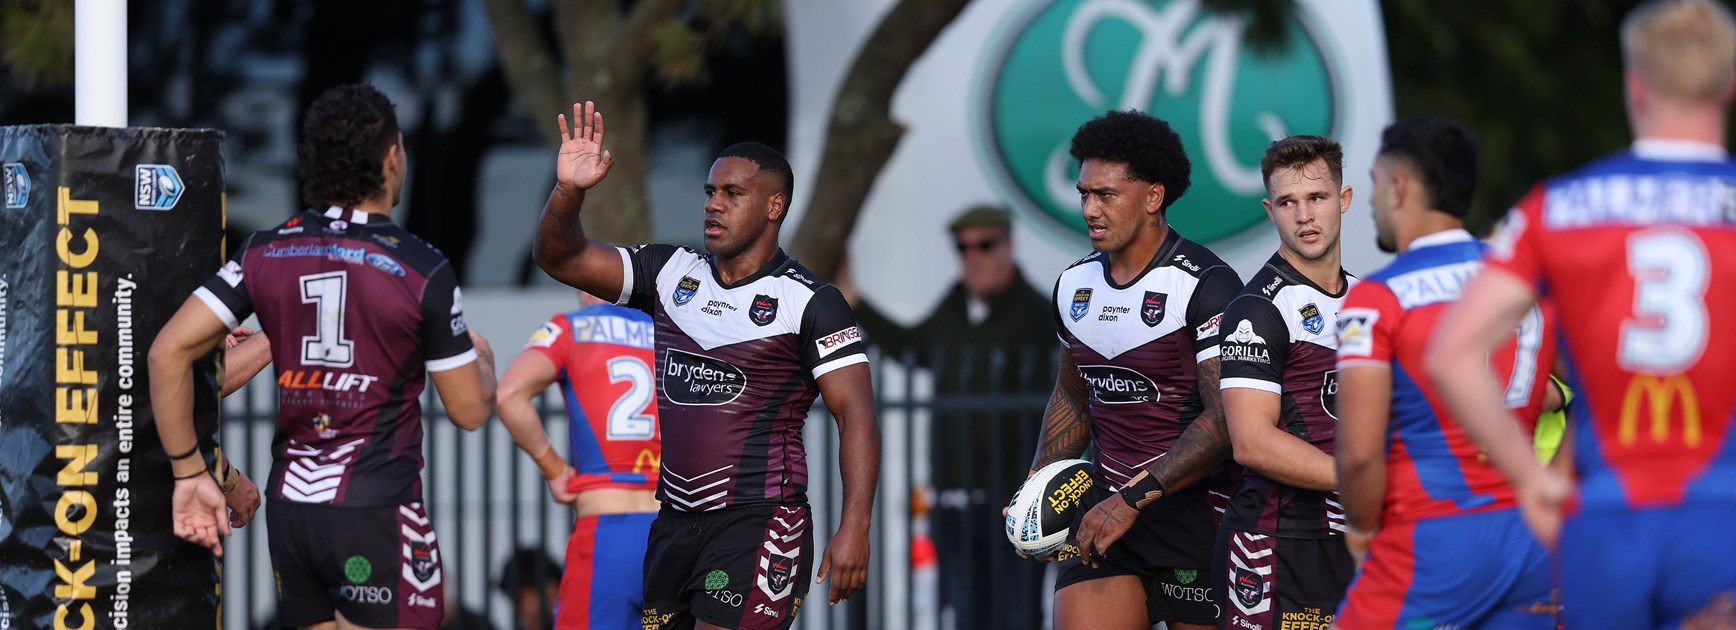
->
[1005,459,1095,557]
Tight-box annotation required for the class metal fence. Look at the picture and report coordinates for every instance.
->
[217,346,1059,630]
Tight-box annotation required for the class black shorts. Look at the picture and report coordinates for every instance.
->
[1053,483,1221,624]
[1213,527,1354,630]
[266,500,444,630]
[642,504,814,630]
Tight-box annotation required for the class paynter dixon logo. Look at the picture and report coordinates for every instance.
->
[1620,373,1701,448]
[979,0,1340,243]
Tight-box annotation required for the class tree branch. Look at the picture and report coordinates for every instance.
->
[480,0,564,145]
[788,0,975,279]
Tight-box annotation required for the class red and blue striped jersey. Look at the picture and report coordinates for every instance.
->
[1338,229,1557,524]
[524,304,661,493]
[1487,140,1736,510]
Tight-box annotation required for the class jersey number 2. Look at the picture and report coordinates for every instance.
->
[1620,230,1709,373]
[299,271,356,368]
[605,356,656,439]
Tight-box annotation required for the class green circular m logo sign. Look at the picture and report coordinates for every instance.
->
[979,0,1342,244]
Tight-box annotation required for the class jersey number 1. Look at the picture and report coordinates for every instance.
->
[300,271,356,368]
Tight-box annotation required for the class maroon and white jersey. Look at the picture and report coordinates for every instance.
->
[615,245,866,512]
[196,207,474,506]
[1218,253,1354,538]
[1051,229,1241,492]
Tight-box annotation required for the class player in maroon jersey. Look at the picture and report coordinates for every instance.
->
[532,102,879,630]
[151,84,498,630]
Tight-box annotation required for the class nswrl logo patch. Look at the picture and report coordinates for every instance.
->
[3,163,27,209]
[135,164,185,210]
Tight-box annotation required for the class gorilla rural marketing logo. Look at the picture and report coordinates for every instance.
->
[977,0,1343,244]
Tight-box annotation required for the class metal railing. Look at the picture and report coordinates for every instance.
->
[217,346,1059,630]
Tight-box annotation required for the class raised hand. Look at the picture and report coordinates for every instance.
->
[556,101,614,193]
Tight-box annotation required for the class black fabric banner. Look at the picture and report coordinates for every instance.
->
[0,125,226,629]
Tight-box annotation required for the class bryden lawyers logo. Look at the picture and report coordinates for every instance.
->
[1078,364,1159,404]
[2,163,27,209]
[135,164,185,210]
[978,0,1340,244]
[663,348,747,406]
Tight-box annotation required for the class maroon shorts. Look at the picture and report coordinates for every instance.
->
[266,500,445,629]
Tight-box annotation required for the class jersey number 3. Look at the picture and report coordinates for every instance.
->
[1620,230,1710,373]
[300,271,356,368]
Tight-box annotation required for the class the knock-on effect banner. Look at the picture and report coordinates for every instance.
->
[0,125,226,629]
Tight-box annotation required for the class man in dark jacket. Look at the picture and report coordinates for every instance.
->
[838,206,1056,629]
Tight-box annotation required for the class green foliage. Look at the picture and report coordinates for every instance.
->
[1,0,74,90]
[1380,0,1736,232]
[651,0,784,87]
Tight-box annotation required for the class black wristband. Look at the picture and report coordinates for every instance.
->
[1119,475,1165,510]
[167,445,200,461]
[173,467,208,481]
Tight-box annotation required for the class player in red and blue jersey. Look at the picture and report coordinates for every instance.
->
[498,292,661,630]
[1333,118,1558,628]
[1428,2,1736,626]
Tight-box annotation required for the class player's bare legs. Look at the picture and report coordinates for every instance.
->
[1054,575,1148,630]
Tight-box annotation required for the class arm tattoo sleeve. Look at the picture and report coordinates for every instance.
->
[1031,355,1093,471]
[1146,356,1231,494]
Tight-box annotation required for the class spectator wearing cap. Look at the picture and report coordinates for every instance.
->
[837,205,1054,630]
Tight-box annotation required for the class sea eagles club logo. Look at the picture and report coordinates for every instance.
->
[1142,291,1167,326]
[979,0,1340,244]
[749,294,779,326]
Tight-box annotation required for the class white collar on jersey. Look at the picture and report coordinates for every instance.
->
[1632,138,1728,162]
[1408,228,1474,250]
[323,206,372,224]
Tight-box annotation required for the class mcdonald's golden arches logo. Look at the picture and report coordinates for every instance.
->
[633,449,661,475]
[1620,373,1701,448]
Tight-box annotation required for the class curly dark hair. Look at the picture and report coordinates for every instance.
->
[1068,110,1192,211]
[298,84,401,209]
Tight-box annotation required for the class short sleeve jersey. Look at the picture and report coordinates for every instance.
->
[1337,229,1558,525]
[1486,141,1736,510]
[1218,253,1355,538]
[1050,229,1241,491]
[523,303,661,493]
[195,207,475,506]
[615,245,867,511]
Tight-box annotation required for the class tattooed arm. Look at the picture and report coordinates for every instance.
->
[1030,343,1093,474]
[1131,356,1231,504]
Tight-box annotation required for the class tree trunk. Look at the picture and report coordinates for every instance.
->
[788,0,975,280]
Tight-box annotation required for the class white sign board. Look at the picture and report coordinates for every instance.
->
[785,0,1393,322]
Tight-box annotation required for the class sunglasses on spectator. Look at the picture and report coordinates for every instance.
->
[954,238,1004,253]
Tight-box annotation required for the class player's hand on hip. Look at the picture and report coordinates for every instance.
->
[555,101,614,193]
[172,475,231,557]
[817,524,871,605]
[547,466,579,505]
[1075,496,1136,568]
[225,468,261,528]
[1517,469,1572,548]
